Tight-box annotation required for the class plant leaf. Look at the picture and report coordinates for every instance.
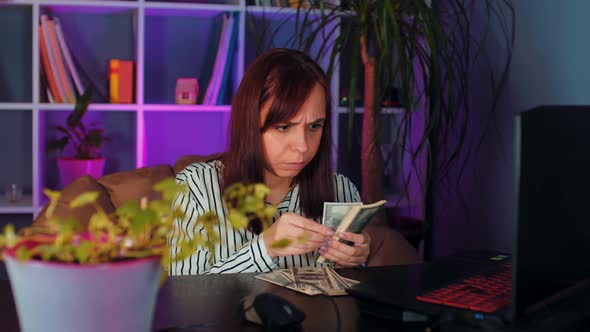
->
[270,238,291,249]
[153,178,186,202]
[68,87,92,127]
[69,191,100,208]
[0,224,17,248]
[74,241,92,263]
[116,201,141,219]
[228,209,249,229]
[16,246,32,261]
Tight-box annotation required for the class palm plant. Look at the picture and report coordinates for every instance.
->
[247,0,515,225]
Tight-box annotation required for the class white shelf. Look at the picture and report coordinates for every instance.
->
[143,104,231,112]
[38,103,140,112]
[144,2,241,16]
[336,106,406,114]
[0,194,34,214]
[0,103,233,113]
[246,5,334,17]
[38,1,139,11]
[0,103,33,110]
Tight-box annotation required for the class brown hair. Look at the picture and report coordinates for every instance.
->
[222,48,334,231]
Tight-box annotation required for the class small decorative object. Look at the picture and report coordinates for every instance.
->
[0,180,283,332]
[47,87,110,188]
[4,184,23,202]
[175,78,199,104]
[108,59,134,104]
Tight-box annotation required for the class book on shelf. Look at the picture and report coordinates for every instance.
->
[39,25,58,103]
[39,15,64,103]
[39,14,86,104]
[317,199,386,264]
[54,17,84,97]
[46,18,75,103]
[203,13,237,105]
[108,59,134,104]
[39,59,54,103]
[215,13,238,105]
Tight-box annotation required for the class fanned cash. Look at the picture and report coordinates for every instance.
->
[317,200,387,264]
[254,267,358,296]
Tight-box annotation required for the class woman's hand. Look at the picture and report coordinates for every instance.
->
[263,212,335,259]
[318,231,371,268]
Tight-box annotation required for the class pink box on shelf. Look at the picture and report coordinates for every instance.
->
[175,78,199,104]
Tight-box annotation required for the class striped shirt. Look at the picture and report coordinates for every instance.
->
[169,160,361,275]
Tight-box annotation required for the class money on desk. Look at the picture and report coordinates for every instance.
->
[255,267,359,296]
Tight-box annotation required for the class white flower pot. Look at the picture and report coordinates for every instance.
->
[4,249,161,332]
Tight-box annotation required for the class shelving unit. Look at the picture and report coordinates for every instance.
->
[0,0,337,219]
[0,0,423,224]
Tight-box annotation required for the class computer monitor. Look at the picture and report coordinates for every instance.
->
[513,105,590,319]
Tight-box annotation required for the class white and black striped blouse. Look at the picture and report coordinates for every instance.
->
[169,160,361,275]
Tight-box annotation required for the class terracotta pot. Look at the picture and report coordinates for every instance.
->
[57,157,105,188]
[4,242,161,332]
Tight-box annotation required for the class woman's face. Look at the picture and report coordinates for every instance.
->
[260,83,326,184]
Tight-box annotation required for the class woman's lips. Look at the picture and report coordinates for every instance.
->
[284,162,305,170]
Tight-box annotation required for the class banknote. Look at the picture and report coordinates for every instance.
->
[254,267,358,296]
[322,202,361,230]
[317,200,386,264]
[254,270,292,287]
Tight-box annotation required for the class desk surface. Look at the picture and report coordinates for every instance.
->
[2,263,584,332]
[0,264,451,332]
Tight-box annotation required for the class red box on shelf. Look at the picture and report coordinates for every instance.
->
[109,59,134,104]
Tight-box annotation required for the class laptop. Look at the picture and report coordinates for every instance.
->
[348,106,590,328]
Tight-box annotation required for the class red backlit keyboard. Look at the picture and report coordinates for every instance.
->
[416,264,512,313]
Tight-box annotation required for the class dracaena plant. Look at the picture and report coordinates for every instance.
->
[248,0,515,223]
[0,179,283,271]
[46,87,110,159]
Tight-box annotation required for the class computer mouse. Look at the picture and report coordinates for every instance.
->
[241,293,305,331]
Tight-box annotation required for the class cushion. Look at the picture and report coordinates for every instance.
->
[173,153,225,175]
[33,175,116,230]
[97,165,174,209]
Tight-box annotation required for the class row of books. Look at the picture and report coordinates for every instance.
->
[39,14,84,104]
[202,13,238,105]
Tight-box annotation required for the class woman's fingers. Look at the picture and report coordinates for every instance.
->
[264,213,333,258]
[318,232,371,267]
[339,231,368,244]
[287,213,335,236]
[318,248,361,267]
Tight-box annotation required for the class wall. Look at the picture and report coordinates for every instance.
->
[431,0,590,257]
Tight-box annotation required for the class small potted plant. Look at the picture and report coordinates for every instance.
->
[47,87,110,188]
[0,180,278,332]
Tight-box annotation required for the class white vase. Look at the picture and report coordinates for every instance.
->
[4,250,161,332]
[57,157,106,188]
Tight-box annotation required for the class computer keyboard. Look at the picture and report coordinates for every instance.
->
[416,264,512,313]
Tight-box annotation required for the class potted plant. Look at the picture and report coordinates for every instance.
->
[47,87,110,188]
[249,0,514,251]
[0,180,278,332]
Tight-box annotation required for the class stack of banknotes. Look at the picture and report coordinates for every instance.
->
[255,267,360,296]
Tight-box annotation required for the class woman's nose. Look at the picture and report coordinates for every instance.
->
[291,130,308,153]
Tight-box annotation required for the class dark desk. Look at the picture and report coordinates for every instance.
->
[0,264,463,332]
[1,263,586,332]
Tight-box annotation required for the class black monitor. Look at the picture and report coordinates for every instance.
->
[513,105,590,319]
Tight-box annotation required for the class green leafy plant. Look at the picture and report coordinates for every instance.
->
[0,179,284,271]
[46,87,110,159]
[248,0,515,218]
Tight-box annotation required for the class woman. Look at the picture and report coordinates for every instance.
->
[170,48,370,275]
